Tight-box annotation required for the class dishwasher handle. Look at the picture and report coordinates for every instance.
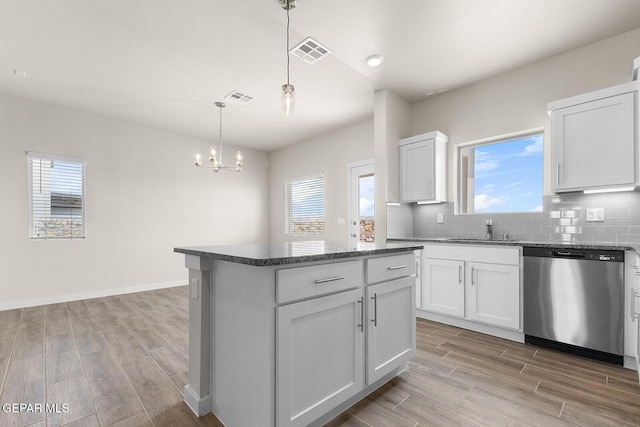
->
[552,251,586,259]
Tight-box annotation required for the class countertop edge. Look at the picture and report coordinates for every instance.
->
[174,244,424,267]
[387,238,640,254]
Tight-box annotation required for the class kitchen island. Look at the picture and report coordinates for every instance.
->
[174,241,423,427]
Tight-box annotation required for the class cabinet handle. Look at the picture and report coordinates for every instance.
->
[633,291,640,321]
[371,293,378,327]
[458,265,462,284]
[471,267,476,286]
[357,297,364,332]
[314,276,344,284]
[556,163,561,187]
[415,261,420,278]
[387,264,407,271]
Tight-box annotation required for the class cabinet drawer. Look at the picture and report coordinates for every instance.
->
[276,260,362,304]
[366,253,416,284]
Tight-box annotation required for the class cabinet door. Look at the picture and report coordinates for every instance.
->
[366,277,416,384]
[415,256,422,309]
[276,289,364,427]
[422,258,465,317]
[400,139,434,202]
[552,92,635,192]
[466,262,520,329]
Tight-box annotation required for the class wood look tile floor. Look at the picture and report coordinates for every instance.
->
[1,287,639,426]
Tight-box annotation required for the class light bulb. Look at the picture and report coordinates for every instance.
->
[282,84,295,116]
[195,153,202,167]
[236,151,243,162]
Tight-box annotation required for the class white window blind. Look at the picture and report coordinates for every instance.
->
[28,152,86,239]
[284,173,324,236]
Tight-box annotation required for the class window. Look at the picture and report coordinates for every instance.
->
[28,152,85,239]
[459,131,543,214]
[284,173,324,236]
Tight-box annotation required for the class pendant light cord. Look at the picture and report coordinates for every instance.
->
[218,104,223,165]
[286,6,290,85]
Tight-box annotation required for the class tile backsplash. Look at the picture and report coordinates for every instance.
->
[387,191,640,244]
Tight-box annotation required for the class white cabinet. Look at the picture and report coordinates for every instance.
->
[420,244,521,332]
[399,131,447,203]
[624,250,640,379]
[466,262,520,330]
[366,277,415,384]
[276,253,416,427]
[422,258,464,317]
[549,82,639,193]
[415,254,422,309]
[276,289,364,427]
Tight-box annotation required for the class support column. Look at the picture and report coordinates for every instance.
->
[183,255,213,416]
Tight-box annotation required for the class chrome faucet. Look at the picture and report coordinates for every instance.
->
[485,219,493,240]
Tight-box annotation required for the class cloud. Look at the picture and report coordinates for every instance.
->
[474,193,503,211]
[359,197,374,216]
[520,138,543,156]
[505,182,522,188]
[474,150,500,172]
[531,205,543,212]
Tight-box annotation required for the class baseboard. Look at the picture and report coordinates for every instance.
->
[0,280,186,311]
[416,309,525,343]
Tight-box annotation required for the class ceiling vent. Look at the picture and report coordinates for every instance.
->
[224,90,254,104]
[290,37,331,64]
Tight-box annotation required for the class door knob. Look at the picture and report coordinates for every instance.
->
[351,233,357,238]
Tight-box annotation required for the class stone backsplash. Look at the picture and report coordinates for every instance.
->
[388,191,640,245]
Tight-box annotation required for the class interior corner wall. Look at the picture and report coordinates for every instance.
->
[0,94,270,310]
[411,27,640,200]
[269,119,374,243]
[374,90,411,242]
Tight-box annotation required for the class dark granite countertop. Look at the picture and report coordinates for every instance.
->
[174,241,424,267]
[387,238,640,253]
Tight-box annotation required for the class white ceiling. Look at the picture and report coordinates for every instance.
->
[2,0,640,151]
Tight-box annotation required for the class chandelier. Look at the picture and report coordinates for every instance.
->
[194,102,243,173]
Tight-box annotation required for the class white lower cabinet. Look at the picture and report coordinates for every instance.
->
[624,250,640,380]
[466,262,520,329]
[276,253,416,427]
[276,288,364,427]
[420,244,522,332]
[422,258,464,317]
[366,277,416,384]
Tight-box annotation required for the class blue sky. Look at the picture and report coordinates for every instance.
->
[359,175,375,217]
[472,134,543,213]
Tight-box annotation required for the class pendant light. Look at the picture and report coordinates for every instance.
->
[194,102,243,173]
[281,0,296,116]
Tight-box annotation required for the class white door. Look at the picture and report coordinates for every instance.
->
[276,288,364,427]
[347,160,375,249]
[466,262,520,329]
[366,277,416,384]
[422,258,465,317]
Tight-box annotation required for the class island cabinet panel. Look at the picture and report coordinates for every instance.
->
[466,262,520,329]
[276,288,365,427]
[366,276,416,384]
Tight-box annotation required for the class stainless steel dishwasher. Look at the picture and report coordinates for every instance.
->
[523,246,624,365]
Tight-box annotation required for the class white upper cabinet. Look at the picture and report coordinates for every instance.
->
[399,131,448,203]
[549,82,639,193]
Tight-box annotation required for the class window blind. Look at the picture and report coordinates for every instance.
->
[284,173,324,236]
[28,152,85,239]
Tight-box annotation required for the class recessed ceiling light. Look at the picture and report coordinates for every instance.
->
[13,69,27,77]
[365,55,384,67]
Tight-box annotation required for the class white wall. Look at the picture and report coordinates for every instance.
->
[374,90,411,242]
[0,94,270,309]
[411,27,640,199]
[269,119,374,243]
